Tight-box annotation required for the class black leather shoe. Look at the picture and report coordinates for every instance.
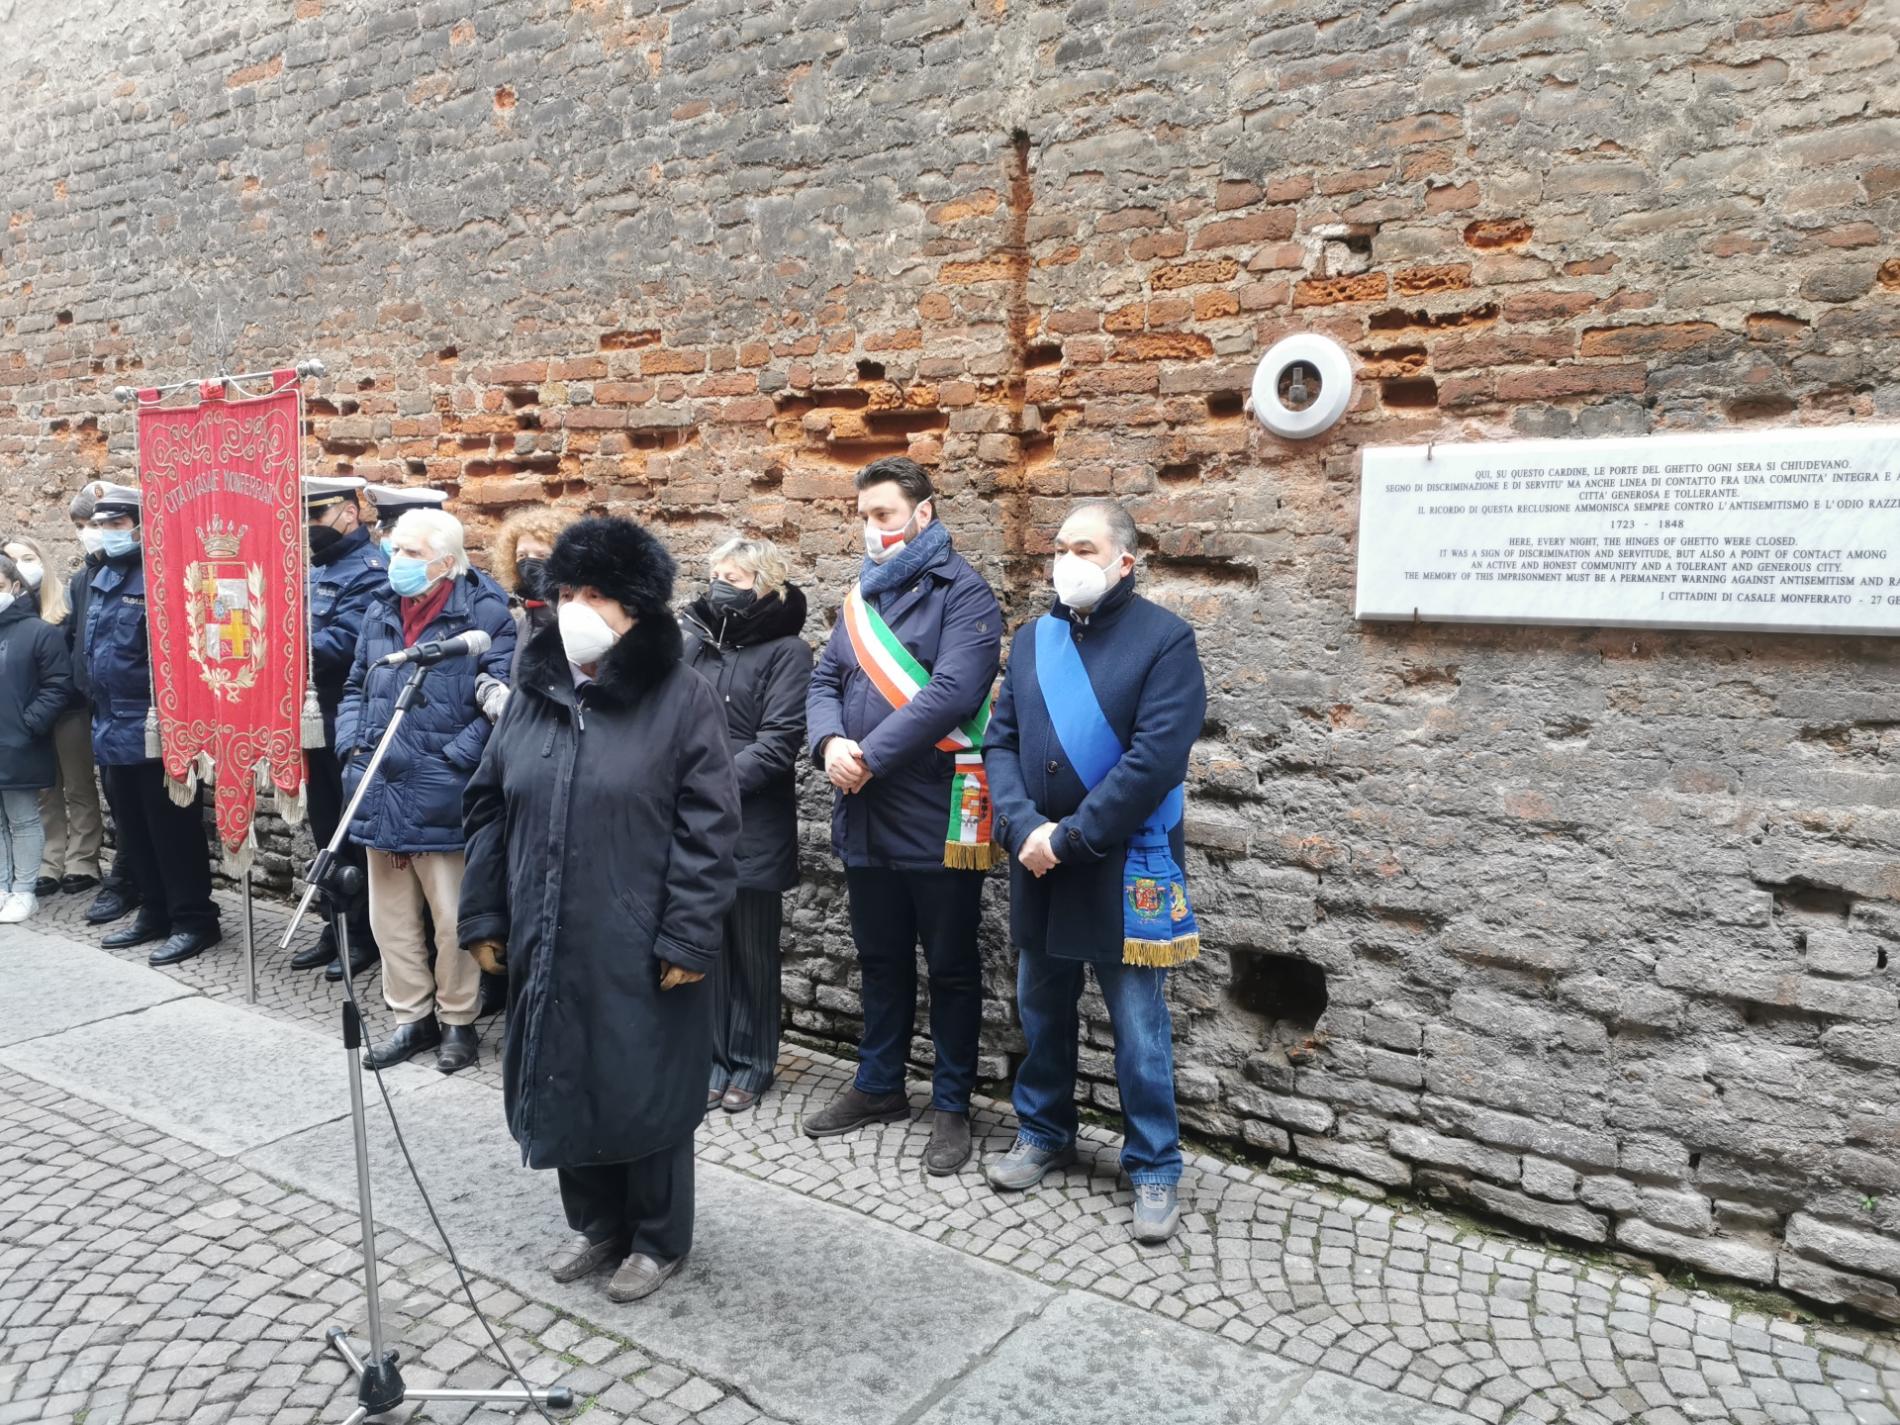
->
[290,932,339,971]
[32,876,61,898]
[149,927,221,967]
[60,874,99,894]
[102,918,169,950]
[325,937,380,982]
[477,972,507,1018]
[85,887,140,925]
[365,1018,440,1070]
[436,1025,478,1074]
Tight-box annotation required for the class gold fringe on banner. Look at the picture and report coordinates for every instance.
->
[222,826,256,880]
[1122,934,1201,968]
[274,780,307,830]
[943,841,1003,871]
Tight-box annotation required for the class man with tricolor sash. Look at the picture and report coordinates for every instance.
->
[803,457,1002,1175]
[982,498,1207,1244]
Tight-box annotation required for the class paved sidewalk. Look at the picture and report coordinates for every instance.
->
[4,890,1899,1425]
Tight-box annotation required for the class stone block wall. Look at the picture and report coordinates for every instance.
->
[5,0,1900,1318]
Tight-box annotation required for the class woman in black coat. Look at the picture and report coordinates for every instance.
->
[0,552,75,924]
[681,537,814,1113]
[461,516,740,1303]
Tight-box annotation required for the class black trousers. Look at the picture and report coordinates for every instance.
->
[709,889,785,1095]
[845,867,985,1113]
[99,762,218,936]
[304,745,375,952]
[555,1137,695,1262]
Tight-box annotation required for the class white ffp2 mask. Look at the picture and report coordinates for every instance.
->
[1053,552,1112,612]
[558,600,620,665]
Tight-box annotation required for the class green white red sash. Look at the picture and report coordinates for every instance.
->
[842,584,999,870]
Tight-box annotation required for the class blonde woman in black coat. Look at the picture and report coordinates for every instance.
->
[681,536,813,1114]
[461,517,740,1303]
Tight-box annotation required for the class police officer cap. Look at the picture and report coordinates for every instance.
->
[89,483,142,523]
[303,475,367,514]
[362,483,448,514]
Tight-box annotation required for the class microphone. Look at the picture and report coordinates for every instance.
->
[377,629,493,668]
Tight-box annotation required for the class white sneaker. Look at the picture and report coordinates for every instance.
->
[0,893,36,924]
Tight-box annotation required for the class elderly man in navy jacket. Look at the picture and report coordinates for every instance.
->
[982,498,1207,1244]
[804,457,1002,1175]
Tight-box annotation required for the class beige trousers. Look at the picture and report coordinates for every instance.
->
[39,709,104,881]
[367,848,479,1027]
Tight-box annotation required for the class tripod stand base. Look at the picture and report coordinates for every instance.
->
[326,1327,576,1420]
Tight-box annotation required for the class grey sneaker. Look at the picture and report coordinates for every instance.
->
[985,1136,1078,1191]
[1131,1183,1180,1243]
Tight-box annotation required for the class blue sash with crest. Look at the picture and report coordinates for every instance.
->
[1033,615,1200,967]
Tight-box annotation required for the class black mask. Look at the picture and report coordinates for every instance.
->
[707,581,757,617]
[516,557,550,601]
[307,524,343,555]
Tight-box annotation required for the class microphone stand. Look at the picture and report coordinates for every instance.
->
[290,662,573,1421]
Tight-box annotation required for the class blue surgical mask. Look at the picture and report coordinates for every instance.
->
[100,529,139,560]
[387,555,437,598]
[380,538,395,558]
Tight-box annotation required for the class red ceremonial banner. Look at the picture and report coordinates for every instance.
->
[136,370,310,865]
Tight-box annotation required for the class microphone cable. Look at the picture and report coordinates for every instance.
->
[330,938,565,1424]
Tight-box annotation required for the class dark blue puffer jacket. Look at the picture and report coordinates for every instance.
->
[85,552,155,767]
[308,526,386,725]
[336,569,516,854]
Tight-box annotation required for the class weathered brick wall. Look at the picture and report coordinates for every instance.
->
[6,0,1900,1318]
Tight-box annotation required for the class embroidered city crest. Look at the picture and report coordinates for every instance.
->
[185,516,266,703]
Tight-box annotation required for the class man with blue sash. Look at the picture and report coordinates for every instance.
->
[983,499,1206,1243]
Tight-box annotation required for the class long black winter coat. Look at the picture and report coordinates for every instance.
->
[681,585,813,893]
[0,601,75,791]
[459,616,741,1170]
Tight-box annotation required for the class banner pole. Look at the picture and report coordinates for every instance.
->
[243,869,256,1004]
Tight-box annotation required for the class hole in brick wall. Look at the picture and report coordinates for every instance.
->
[504,388,538,408]
[357,377,375,391]
[322,439,372,457]
[855,359,885,380]
[630,428,697,452]
[1024,343,1063,369]
[1022,432,1056,467]
[340,399,360,416]
[49,419,68,433]
[1367,303,1499,334]
[1277,363,1322,411]
[1206,390,1246,421]
[1228,950,1329,1032]
[1879,947,1889,970]
[1341,231,1373,257]
[1759,877,1856,919]
[438,346,458,362]
[307,397,339,416]
[865,408,950,437]
[1382,376,1439,408]
[752,464,785,491]
[1725,393,1797,422]
[405,459,427,476]
[90,359,103,374]
[516,413,541,431]
[1157,460,1200,484]
[55,310,71,325]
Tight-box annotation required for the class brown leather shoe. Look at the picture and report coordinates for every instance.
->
[604,1252,685,1302]
[802,1086,908,1138]
[548,1233,627,1283]
[720,1086,757,1114]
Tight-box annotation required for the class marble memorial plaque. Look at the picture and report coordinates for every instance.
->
[1356,425,1900,634]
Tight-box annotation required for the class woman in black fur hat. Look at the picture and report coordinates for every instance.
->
[461,515,740,1302]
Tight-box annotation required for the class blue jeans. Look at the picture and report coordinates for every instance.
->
[1011,943,1181,1185]
[0,788,46,896]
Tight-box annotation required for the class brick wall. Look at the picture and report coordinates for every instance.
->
[6,0,1900,1319]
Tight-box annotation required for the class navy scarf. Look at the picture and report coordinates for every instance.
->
[859,516,952,601]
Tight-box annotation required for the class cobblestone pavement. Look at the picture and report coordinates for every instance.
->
[0,1070,783,1425]
[9,886,1900,1424]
